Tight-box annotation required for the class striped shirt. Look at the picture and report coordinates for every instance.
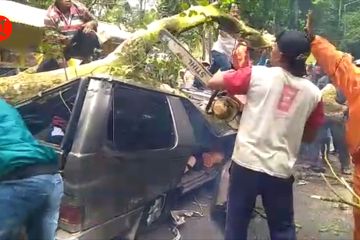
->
[44,1,95,37]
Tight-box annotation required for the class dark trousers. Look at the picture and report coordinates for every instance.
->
[328,120,350,169]
[209,50,232,74]
[225,163,296,240]
[311,124,330,168]
[63,31,100,61]
[320,136,331,159]
[313,119,350,169]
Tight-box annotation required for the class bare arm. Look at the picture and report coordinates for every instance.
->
[74,0,98,32]
[207,66,252,95]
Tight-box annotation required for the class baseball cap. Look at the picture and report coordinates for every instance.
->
[276,30,311,59]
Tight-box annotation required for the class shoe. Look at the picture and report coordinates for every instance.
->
[311,166,326,173]
[329,150,337,155]
[341,168,352,175]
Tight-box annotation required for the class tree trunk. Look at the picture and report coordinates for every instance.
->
[201,25,213,63]
[0,4,274,105]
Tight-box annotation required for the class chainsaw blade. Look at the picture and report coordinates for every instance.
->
[159,29,212,85]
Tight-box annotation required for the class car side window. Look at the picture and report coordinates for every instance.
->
[109,85,175,151]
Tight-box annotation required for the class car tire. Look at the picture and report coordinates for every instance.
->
[136,189,180,235]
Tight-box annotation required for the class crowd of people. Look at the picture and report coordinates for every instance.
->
[0,1,360,240]
[299,64,351,175]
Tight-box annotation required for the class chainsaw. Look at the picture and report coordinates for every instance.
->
[159,29,243,130]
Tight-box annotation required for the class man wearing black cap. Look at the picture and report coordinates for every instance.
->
[207,30,325,240]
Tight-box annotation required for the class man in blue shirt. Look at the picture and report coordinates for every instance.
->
[0,99,63,240]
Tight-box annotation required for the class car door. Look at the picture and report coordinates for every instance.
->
[102,83,194,214]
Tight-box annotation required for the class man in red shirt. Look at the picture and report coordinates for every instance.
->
[38,0,100,72]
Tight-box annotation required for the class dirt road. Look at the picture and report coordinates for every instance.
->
[140,159,354,240]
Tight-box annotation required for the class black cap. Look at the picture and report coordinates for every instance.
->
[276,30,311,59]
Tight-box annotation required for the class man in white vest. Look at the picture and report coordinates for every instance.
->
[208,30,325,240]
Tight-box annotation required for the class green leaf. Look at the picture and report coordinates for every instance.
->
[180,2,190,10]
[189,10,198,17]
[196,0,209,6]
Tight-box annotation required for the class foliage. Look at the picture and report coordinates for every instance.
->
[16,0,53,8]
[12,0,360,59]
[312,0,343,45]
[341,11,360,57]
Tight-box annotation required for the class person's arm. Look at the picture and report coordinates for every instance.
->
[305,11,360,101]
[335,88,347,104]
[257,49,267,66]
[302,101,325,143]
[311,36,360,100]
[321,84,347,113]
[44,6,58,29]
[44,16,57,29]
[74,0,98,33]
[207,65,252,95]
[219,30,228,38]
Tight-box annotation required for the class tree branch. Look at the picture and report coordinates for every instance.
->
[320,173,360,209]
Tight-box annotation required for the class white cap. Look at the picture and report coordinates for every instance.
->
[354,59,360,66]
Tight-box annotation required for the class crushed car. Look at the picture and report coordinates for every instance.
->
[16,75,236,240]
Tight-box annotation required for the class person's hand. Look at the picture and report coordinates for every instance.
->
[304,10,315,42]
[59,35,71,46]
[219,30,229,38]
[82,21,97,34]
[227,95,245,111]
[260,47,271,56]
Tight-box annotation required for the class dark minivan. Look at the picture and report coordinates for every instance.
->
[17,76,236,240]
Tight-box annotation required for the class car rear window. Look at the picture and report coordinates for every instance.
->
[17,81,80,144]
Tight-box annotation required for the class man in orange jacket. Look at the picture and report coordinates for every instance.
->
[306,13,360,240]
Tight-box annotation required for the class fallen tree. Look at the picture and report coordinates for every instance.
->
[0,3,274,105]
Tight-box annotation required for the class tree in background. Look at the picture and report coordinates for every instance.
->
[11,0,360,59]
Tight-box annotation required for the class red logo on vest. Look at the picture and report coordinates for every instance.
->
[277,85,299,113]
[0,16,12,42]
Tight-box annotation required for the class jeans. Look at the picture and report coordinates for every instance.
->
[311,124,330,168]
[312,119,350,169]
[225,163,296,240]
[0,173,63,240]
[328,120,350,169]
[209,50,232,74]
